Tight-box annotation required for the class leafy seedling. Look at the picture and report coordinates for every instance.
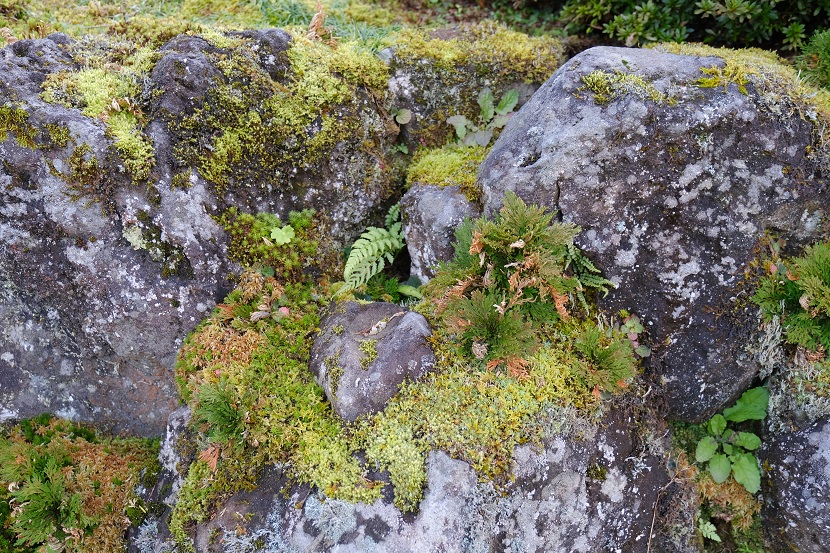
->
[446,88,519,147]
[695,387,769,493]
[270,225,295,246]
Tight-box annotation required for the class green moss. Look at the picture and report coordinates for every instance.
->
[45,123,71,148]
[326,352,344,396]
[0,416,158,553]
[586,462,607,481]
[656,43,830,173]
[0,105,37,149]
[578,69,676,106]
[406,143,487,202]
[359,339,378,370]
[170,170,193,190]
[395,22,564,84]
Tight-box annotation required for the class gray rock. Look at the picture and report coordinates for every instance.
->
[0,36,234,436]
[134,404,694,552]
[309,301,435,422]
[761,417,830,552]
[478,46,830,422]
[401,184,480,282]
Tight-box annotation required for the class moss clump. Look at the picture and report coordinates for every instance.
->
[395,22,564,84]
[578,69,676,106]
[0,105,38,149]
[174,35,392,202]
[0,415,158,553]
[359,338,378,370]
[406,143,487,202]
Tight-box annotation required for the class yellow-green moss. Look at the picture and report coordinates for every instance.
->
[656,42,830,175]
[395,22,565,84]
[0,105,37,149]
[41,59,156,183]
[406,143,487,201]
[45,123,72,148]
[578,69,676,106]
[359,338,378,370]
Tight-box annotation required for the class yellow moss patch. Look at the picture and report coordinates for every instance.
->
[578,69,677,106]
[406,143,487,202]
[395,22,565,84]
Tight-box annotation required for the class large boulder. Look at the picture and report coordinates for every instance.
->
[309,301,435,422]
[478,45,830,422]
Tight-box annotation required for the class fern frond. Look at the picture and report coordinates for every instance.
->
[344,225,404,290]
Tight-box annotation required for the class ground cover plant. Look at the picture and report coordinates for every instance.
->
[168,193,641,547]
[0,415,158,553]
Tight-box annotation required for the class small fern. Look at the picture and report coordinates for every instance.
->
[344,204,404,290]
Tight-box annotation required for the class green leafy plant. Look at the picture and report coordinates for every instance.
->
[753,240,830,352]
[694,387,769,494]
[343,204,407,291]
[446,87,518,147]
[798,28,830,90]
[697,512,722,543]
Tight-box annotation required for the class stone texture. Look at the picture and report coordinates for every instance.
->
[401,183,480,282]
[761,416,830,552]
[478,45,830,422]
[131,404,694,552]
[309,301,435,422]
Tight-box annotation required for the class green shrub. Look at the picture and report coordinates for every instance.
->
[559,0,830,50]
[753,240,830,352]
[798,28,830,89]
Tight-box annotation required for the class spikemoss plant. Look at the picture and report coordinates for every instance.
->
[0,415,158,553]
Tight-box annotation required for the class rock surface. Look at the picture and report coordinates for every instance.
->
[761,416,830,552]
[133,404,695,553]
[401,183,480,282]
[309,301,435,422]
[478,45,830,422]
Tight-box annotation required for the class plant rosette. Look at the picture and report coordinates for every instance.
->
[694,387,769,493]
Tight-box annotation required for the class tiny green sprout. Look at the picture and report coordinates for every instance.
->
[270,225,295,246]
[393,108,412,125]
[694,387,769,493]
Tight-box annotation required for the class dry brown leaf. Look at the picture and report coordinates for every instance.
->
[199,443,221,473]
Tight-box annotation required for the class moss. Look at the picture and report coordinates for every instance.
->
[586,462,607,481]
[170,170,193,190]
[45,123,72,148]
[395,22,564,84]
[578,69,676,106]
[173,35,391,203]
[359,338,378,370]
[0,416,158,553]
[406,143,487,202]
[326,352,344,396]
[656,42,830,174]
[0,104,38,149]
[122,211,193,278]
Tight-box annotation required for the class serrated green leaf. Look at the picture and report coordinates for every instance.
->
[708,453,731,483]
[394,108,412,124]
[478,87,494,122]
[473,129,493,147]
[723,387,769,422]
[446,115,468,139]
[697,517,721,542]
[634,344,651,357]
[734,431,762,451]
[731,452,761,493]
[708,414,727,436]
[270,225,295,245]
[495,89,519,115]
[722,443,733,455]
[695,436,718,462]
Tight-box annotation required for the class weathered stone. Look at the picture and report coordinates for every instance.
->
[309,301,435,422]
[401,183,480,282]
[761,417,830,552]
[479,45,830,422]
[131,404,692,552]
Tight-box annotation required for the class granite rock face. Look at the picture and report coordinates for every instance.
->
[309,301,435,422]
[478,46,830,422]
[401,183,480,282]
[0,34,234,436]
[761,417,830,552]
